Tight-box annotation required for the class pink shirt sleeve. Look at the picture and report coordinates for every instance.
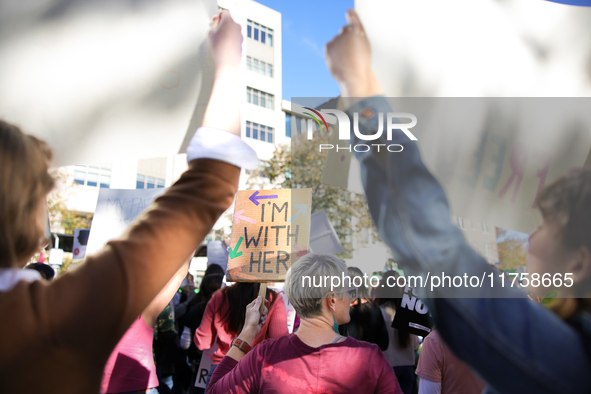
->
[207,344,263,394]
[194,292,218,350]
[416,333,443,383]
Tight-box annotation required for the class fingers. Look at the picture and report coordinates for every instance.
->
[345,9,364,32]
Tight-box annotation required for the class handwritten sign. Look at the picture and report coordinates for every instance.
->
[86,188,166,256]
[226,189,312,282]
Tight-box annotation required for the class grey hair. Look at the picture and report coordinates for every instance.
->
[284,253,348,319]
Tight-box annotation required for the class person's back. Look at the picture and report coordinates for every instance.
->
[209,333,397,393]
[416,330,485,394]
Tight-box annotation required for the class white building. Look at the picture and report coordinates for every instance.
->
[58,0,285,243]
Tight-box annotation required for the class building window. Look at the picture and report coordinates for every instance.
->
[285,116,292,138]
[484,243,493,259]
[482,222,490,234]
[246,56,273,78]
[245,121,274,144]
[247,20,273,47]
[247,87,274,110]
[457,216,465,229]
[74,165,111,188]
[137,174,165,189]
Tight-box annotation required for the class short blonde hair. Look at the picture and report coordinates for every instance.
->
[284,253,347,318]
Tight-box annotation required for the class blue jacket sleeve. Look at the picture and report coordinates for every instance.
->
[347,96,591,394]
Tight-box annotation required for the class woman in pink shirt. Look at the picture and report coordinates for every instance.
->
[194,281,288,387]
[207,254,402,394]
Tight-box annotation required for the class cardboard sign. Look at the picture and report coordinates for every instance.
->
[226,189,312,282]
[86,188,166,256]
[0,0,217,167]
[392,285,433,337]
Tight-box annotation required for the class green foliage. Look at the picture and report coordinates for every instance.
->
[496,228,527,271]
[248,131,378,259]
[47,171,92,235]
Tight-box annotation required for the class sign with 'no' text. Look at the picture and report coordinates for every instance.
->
[227,189,312,282]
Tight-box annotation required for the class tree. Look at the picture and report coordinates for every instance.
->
[47,170,93,235]
[496,228,527,271]
[247,130,379,259]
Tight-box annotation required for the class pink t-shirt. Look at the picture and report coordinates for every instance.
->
[100,316,159,393]
[208,334,403,394]
[416,330,485,394]
[194,289,288,365]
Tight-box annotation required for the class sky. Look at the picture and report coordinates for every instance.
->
[254,0,354,103]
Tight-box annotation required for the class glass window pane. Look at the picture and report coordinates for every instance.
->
[253,123,258,140]
[268,32,273,46]
[268,130,273,143]
[158,178,165,185]
[246,56,252,70]
[137,174,145,180]
[247,87,252,103]
[268,64,273,78]
[285,116,291,138]
[247,20,252,38]
[253,59,259,73]
[260,93,266,108]
[296,116,302,133]
[261,31,266,44]
[246,121,251,138]
[74,170,85,185]
[87,173,98,187]
[148,176,155,182]
[89,166,99,171]
[75,165,86,171]
[101,168,111,174]
[261,130,266,141]
[136,180,145,189]
[267,94,274,109]
[253,90,259,106]
[261,62,266,75]
[147,182,155,189]
[254,24,259,41]
[100,175,110,188]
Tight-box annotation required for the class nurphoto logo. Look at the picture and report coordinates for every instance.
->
[303,107,418,153]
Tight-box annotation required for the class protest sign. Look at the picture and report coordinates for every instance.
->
[194,342,218,389]
[309,210,344,255]
[392,284,433,337]
[86,188,166,256]
[319,98,591,234]
[0,0,217,166]
[72,229,90,260]
[226,189,312,282]
[207,240,229,273]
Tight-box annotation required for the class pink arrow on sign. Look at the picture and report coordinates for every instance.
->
[293,243,308,258]
[234,209,256,224]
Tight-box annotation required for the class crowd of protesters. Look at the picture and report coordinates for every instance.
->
[1,7,591,394]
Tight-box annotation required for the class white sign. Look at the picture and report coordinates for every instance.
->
[207,240,228,273]
[49,248,64,266]
[269,283,297,334]
[309,210,344,255]
[0,0,217,166]
[72,229,90,260]
[195,342,218,389]
[86,188,166,256]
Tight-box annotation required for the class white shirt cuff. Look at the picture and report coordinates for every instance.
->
[186,127,259,170]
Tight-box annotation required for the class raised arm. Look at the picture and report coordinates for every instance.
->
[324,9,591,394]
[45,11,257,360]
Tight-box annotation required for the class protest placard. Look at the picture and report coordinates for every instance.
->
[226,189,312,282]
[309,210,344,255]
[392,284,433,337]
[86,188,166,256]
[0,0,217,166]
[72,229,90,260]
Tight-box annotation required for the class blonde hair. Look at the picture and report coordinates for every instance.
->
[0,120,54,267]
[284,253,347,318]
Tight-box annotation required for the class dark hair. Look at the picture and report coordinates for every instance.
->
[25,263,55,281]
[0,120,54,268]
[374,271,411,349]
[219,283,278,336]
[204,263,225,277]
[537,168,591,254]
[188,274,223,308]
[348,266,371,300]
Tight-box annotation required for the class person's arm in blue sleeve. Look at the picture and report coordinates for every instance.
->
[324,9,591,394]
